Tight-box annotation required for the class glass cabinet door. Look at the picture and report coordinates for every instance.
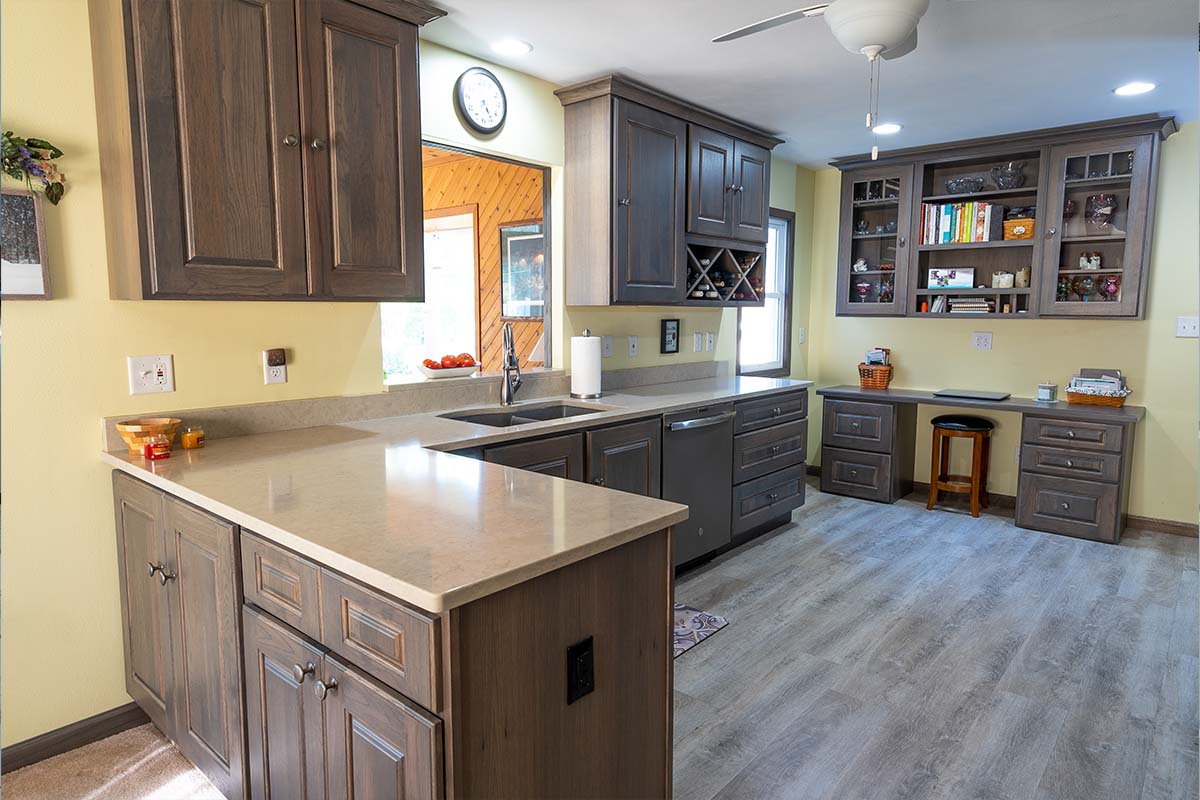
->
[836,165,914,316]
[1041,135,1153,316]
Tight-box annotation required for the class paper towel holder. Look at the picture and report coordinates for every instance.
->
[570,328,603,400]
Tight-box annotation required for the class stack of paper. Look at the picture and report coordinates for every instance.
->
[1067,368,1131,397]
[865,348,890,366]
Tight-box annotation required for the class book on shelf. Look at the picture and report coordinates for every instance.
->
[947,296,996,314]
[921,201,1005,245]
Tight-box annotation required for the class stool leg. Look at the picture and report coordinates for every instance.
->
[980,434,991,509]
[939,434,950,482]
[969,432,983,518]
[927,428,940,510]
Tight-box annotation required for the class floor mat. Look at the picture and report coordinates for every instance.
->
[674,603,729,658]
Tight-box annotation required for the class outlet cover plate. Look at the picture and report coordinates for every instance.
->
[1176,316,1199,338]
[127,354,175,395]
[627,335,638,358]
[263,350,288,385]
[972,331,993,350]
[705,332,715,352]
[693,332,704,352]
[601,335,613,358]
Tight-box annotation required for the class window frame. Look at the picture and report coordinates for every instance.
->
[737,207,795,378]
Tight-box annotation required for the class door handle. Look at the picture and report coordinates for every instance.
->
[292,662,316,684]
[669,411,735,432]
[314,678,338,700]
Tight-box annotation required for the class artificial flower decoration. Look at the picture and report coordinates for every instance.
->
[2,130,66,204]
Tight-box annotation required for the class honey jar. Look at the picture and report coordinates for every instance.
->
[181,425,206,449]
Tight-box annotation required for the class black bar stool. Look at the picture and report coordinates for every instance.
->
[926,414,994,518]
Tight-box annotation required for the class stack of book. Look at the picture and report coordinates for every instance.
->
[948,297,995,314]
[921,202,1005,244]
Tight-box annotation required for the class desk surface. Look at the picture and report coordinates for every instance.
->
[816,385,1146,423]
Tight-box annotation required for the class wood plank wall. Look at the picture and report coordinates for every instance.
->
[422,147,544,372]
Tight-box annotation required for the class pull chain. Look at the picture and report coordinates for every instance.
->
[868,56,881,160]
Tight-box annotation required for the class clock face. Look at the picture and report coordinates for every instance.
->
[456,68,506,134]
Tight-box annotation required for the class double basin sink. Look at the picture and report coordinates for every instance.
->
[439,400,617,428]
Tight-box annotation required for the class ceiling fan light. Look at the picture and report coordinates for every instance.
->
[490,39,532,57]
[1114,81,1156,96]
[872,122,902,135]
[823,0,930,56]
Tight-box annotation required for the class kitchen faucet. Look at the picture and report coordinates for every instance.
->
[500,322,522,405]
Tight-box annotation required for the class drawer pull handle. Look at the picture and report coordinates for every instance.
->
[850,469,858,477]
[851,421,860,428]
[1061,502,1070,510]
[772,407,782,416]
[1066,431,1076,438]
[770,445,781,454]
[592,477,605,486]
[1066,460,1074,467]
[768,492,779,501]
[314,678,338,700]
[292,662,316,684]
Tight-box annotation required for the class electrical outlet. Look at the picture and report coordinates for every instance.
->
[566,636,594,705]
[1176,316,1199,338]
[627,335,639,358]
[601,335,613,358]
[972,331,993,351]
[797,327,807,344]
[705,332,715,352]
[263,348,288,385]
[693,332,704,352]
[127,354,175,395]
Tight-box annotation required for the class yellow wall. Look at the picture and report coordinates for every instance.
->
[802,122,1200,524]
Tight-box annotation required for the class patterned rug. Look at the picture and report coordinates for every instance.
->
[673,603,729,658]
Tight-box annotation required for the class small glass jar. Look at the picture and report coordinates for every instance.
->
[143,433,171,460]
[181,425,206,449]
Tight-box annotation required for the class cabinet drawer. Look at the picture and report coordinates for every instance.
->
[319,571,441,712]
[1017,472,1121,543]
[732,463,806,535]
[241,533,322,640]
[822,399,894,454]
[734,390,808,434]
[1022,416,1124,453]
[1020,444,1122,483]
[820,446,893,502]
[733,419,808,484]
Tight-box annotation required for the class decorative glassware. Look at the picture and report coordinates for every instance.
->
[990,161,1026,189]
[1073,276,1096,302]
[879,278,894,303]
[1056,276,1071,302]
[1085,193,1117,235]
[854,281,872,302]
[1100,275,1121,301]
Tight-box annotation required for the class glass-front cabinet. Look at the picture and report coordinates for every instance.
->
[1040,135,1154,316]
[836,164,914,316]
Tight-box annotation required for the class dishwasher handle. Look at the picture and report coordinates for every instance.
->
[668,411,735,432]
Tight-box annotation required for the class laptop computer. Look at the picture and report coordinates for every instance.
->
[933,389,1012,401]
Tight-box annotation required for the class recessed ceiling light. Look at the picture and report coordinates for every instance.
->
[873,122,903,135]
[490,39,532,57]
[1114,81,1156,96]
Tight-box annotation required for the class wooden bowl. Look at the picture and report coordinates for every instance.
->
[116,417,181,455]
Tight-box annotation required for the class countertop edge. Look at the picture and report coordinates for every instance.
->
[815,385,1146,422]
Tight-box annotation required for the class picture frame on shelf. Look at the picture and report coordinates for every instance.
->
[660,318,680,354]
[927,267,974,289]
[1,188,50,299]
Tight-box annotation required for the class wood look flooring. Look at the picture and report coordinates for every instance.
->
[674,481,1198,800]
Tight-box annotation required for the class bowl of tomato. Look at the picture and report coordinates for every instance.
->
[417,353,478,379]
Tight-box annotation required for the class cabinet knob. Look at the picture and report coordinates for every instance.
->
[1061,502,1070,510]
[157,567,176,586]
[283,134,298,147]
[292,662,316,684]
[851,421,860,428]
[311,138,327,151]
[770,445,781,454]
[768,492,779,501]
[1046,226,1057,237]
[618,197,630,206]
[727,184,738,192]
[849,469,858,477]
[898,236,906,247]
[147,561,161,578]
[772,407,782,416]
[736,185,744,193]
[592,477,605,486]
[1066,431,1075,438]
[314,678,338,700]
[1066,460,1074,467]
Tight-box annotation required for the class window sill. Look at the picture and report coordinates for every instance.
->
[385,367,565,392]
[738,366,792,379]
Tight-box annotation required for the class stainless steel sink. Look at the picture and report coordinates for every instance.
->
[439,401,617,428]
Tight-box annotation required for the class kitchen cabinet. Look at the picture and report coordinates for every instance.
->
[835,164,914,316]
[729,389,809,546]
[819,398,917,503]
[687,126,772,245]
[89,0,442,301]
[484,432,585,480]
[732,140,772,243]
[585,417,662,496]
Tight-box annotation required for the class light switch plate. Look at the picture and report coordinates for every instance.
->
[627,335,638,358]
[693,332,704,352]
[601,335,613,358]
[127,354,175,395]
[705,332,715,352]
[972,331,993,350]
[1176,316,1199,338]
[797,327,807,344]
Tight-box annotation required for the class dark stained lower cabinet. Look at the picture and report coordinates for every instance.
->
[585,418,661,496]
[484,432,585,481]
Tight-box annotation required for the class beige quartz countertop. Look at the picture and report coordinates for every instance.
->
[102,375,811,613]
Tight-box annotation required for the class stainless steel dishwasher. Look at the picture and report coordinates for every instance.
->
[662,404,734,566]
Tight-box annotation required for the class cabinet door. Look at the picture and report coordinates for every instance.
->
[835,164,914,316]
[163,498,245,800]
[243,606,328,800]
[300,0,424,300]
[130,0,308,298]
[323,655,443,800]
[612,99,687,304]
[732,140,771,243]
[112,473,173,734]
[484,433,585,481]
[687,125,735,238]
[586,418,662,497]
[1039,135,1154,317]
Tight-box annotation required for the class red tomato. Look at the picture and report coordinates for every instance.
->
[457,353,476,367]
[441,355,459,368]
[423,358,442,369]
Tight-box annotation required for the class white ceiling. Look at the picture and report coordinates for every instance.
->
[421,0,1198,166]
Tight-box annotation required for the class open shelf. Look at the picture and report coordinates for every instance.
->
[918,240,1034,252]
[852,198,900,208]
[852,233,898,241]
[921,186,1038,203]
[684,241,764,306]
[916,287,1031,296]
[1061,234,1126,243]
[1057,268,1123,275]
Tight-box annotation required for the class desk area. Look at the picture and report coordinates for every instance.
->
[815,385,1146,544]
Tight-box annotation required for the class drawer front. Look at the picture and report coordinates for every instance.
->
[1022,416,1124,453]
[241,533,322,640]
[484,432,585,482]
[820,446,893,502]
[821,399,895,454]
[732,463,807,535]
[319,570,440,712]
[1017,472,1120,543]
[734,390,808,434]
[1020,444,1122,483]
[733,419,808,484]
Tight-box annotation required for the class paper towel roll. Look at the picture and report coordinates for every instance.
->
[571,330,602,399]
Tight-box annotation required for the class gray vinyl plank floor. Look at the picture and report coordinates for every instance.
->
[674,480,1199,800]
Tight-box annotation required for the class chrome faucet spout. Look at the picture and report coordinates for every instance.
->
[500,322,522,405]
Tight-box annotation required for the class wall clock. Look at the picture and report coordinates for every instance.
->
[454,67,507,135]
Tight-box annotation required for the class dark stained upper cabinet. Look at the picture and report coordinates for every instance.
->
[835,164,915,316]
[688,126,736,238]
[732,140,772,243]
[88,0,444,301]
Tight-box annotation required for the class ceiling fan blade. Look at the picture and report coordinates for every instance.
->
[881,28,918,60]
[712,4,830,43]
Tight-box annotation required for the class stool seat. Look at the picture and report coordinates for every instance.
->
[932,414,994,432]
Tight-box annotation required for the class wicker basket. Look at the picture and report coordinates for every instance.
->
[859,363,893,389]
[1066,391,1127,407]
[1003,218,1035,240]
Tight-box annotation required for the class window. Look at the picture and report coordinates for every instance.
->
[738,209,794,376]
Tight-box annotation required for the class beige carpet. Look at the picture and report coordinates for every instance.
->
[2,724,220,800]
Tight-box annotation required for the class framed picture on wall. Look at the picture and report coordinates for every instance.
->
[661,319,680,354]
[1,188,50,299]
[500,221,545,319]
